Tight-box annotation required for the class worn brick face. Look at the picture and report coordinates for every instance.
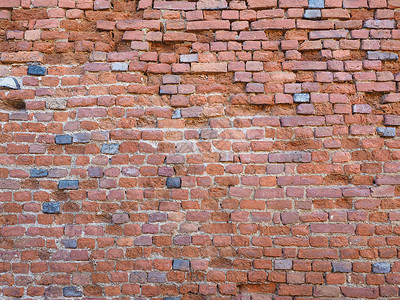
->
[0,0,399,298]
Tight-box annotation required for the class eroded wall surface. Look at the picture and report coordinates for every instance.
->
[1,0,400,298]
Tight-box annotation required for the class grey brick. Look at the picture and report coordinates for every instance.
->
[111,62,128,71]
[63,287,82,297]
[28,65,46,76]
[43,202,60,214]
[180,54,198,63]
[30,169,48,178]
[332,262,352,273]
[73,133,91,143]
[160,85,177,95]
[274,259,293,270]
[309,0,324,8]
[112,213,130,224]
[373,262,390,273]
[293,93,310,103]
[173,259,190,271]
[130,271,147,283]
[55,135,73,145]
[88,167,103,178]
[304,9,321,19]
[101,143,119,154]
[62,239,77,249]
[58,180,79,190]
[377,127,396,137]
[172,109,182,119]
[200,129,218,139]
[166,177,181,188]
[368,51,398,61]
[164,297,180,300]
[148,272,166,283]
[9,112,27,120]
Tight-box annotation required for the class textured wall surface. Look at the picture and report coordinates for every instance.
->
[0,0,400,298]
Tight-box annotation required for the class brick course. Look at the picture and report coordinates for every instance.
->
[0,0,399,298]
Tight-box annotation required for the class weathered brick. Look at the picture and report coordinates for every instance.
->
[384,115,400,126]
[191,63,227,73]
[166,177,181,188]
[30,169,48,178]
[27,65,46,76]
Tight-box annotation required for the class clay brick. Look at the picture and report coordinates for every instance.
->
[191,63,227,73]
[116,20,161,31]
[187,20,230,30]
[0,0,399,298]
[154,1,196,10]
[251,19,296,30]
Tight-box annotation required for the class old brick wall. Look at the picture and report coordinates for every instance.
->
[0,0,400,298]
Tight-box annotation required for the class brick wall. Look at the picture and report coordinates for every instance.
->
[0,0,400,298]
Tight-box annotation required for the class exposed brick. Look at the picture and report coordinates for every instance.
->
[0,0,399,298]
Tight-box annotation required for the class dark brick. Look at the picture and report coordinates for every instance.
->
[58,180,79,190]
[30,168,48,178]
[28,65,46,76]
[166,177,181,188]
[55,135,73,145]
[62,287,82,297]
[101,143,119,154]
[373,262,390,273]
[42,202,60,214]
[62,239,77,249]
